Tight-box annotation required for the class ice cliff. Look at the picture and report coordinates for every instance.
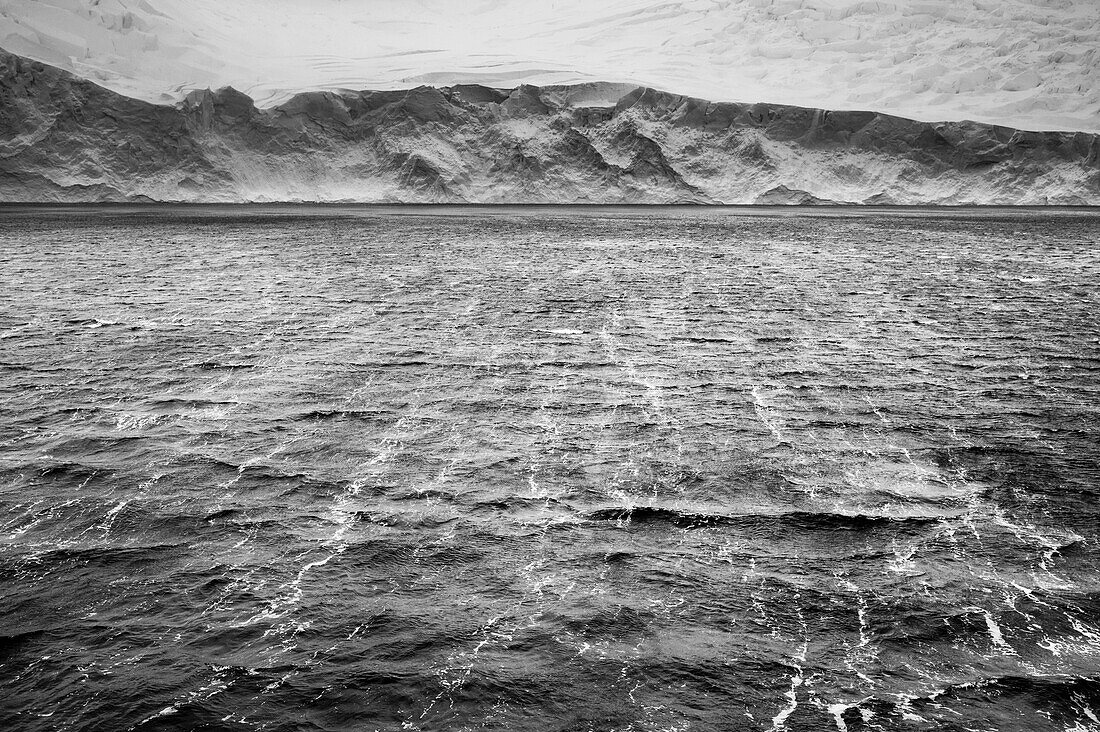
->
[2,49,1098,204]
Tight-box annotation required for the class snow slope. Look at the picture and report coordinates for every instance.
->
[0,0,1097,133]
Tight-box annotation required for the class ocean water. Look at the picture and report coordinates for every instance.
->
[1,206,1099,732]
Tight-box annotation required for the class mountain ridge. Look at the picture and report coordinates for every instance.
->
[2,49,1098,205]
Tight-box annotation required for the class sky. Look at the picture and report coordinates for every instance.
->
[1,0,1097,132]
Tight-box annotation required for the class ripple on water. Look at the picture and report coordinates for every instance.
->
[0,207,1099,731]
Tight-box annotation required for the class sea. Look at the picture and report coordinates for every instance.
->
[1,205,1099,732]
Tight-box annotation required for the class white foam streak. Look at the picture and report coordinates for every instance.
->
[129,666,235,730]
[770,667,803,731]
[751,385,784,443]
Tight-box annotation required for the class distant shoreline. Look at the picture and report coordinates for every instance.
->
[2,203,1099,221]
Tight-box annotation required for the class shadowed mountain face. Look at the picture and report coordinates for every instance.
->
[2,49,1098,204]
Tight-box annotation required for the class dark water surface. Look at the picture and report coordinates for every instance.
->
[2,206,1099,731]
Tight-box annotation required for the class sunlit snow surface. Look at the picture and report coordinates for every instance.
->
[0,0,1097,132]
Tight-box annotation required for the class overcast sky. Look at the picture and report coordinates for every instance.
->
[1,0,1097,131]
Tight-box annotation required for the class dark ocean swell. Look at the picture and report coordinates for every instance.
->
[1,206,1099,731]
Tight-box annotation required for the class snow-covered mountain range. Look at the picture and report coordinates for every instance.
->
[2,49,1097,204]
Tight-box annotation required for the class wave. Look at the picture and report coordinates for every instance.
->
[195,361,256,371]
[148,397,240,408]
[203,508,241,522]
[584,506,942,531]
[836,674,1100,729]
[341,538,484,569]
[0,628,47,657]
[21,542,188,566]
[291,408,388,422]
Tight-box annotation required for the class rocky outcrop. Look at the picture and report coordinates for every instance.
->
[1,49,1098,204]
[754,186,836,206]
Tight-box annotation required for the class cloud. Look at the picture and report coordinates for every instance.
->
[1,0,1097,131]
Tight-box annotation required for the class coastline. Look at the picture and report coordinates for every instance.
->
[3,202,1100,221]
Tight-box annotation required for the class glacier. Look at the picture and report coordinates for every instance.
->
[1,49,1098,204]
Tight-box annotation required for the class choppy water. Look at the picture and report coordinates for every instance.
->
[2,206,1100,732]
